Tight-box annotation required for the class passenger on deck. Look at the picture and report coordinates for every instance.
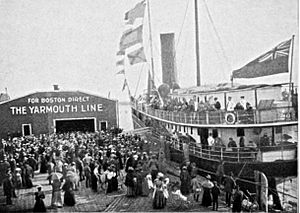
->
[247,141,257,149]
[226,96,235,111]
[227,138,237,150]
[239,96,247,110]
[260,133,270,147]
[239,136,245,149]
[214,137,226,150]
[207,133,215,149]
[213,97,221,110]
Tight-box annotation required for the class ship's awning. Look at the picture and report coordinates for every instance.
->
[171,83,283,96]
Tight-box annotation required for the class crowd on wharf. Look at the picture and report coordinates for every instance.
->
[0,129,285,212]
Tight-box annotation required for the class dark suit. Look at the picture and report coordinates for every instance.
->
[3,177,13,205]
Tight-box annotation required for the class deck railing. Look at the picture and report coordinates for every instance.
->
[134,103,296,125]
[171,140,297,162]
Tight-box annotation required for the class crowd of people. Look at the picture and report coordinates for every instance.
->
[149,95,252,113]
[0,130,173,211]
[0,129,260,212]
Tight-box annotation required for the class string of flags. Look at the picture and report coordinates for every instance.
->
[116,0,147,75]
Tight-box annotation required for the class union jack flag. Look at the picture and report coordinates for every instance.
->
[232,38,292,79]
[258,39,291,63]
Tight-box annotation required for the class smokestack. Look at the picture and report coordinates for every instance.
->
[160,33,177,88]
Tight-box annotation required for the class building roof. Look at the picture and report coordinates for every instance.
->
[0,90,117,105]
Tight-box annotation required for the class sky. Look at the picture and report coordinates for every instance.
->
[0,0,298,102]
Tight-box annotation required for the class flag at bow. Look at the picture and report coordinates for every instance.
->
[232,38,291,79]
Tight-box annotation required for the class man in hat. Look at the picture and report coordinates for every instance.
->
[224,172,236,207]
[3,171,14,205]
[211,181,221,211]
[260,133,270,147]
[226,96,235,111]
[239,96,247,110]
[213,97,221,110]
[228,138,237,149]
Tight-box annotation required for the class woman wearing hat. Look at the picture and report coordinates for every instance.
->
[201,174,213,208]
[180,166,191,196]
[33,185,46,212]
[125,167,136,197]
[106,164,118,194]
[152,172,169,209]
[62,178,76,206]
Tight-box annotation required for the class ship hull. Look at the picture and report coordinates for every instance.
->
[170,147,297,178]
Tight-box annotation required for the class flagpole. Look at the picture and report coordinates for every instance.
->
[146,0,155,97]
[287,35,295,113]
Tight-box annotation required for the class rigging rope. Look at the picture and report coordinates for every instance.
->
[201,0,232,73]
[176,0,190,49]
[134,64,145,97]
[147,0,191,87]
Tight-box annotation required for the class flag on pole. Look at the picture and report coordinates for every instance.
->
[232,38,291,78]
[125,0,146,25]
[127,46,147,65]
[122,79,128,91]
[116,0,147,75]
[116,50,125,75]
[119,25,143,51]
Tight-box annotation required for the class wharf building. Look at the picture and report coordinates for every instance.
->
[0,91,118,139]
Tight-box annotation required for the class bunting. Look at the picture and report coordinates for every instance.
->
[119,25,143,51]
[232,38,291,78]
[128,46,147,65]
[125,0,146,25]
[116,0,147,75]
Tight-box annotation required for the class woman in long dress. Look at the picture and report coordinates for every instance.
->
[62,179,76,206]
[40,154,48,174]
[180,166,191,196]
[152,173,169,209]
[51,177,63,208]
[125,167,136,197]
[135,167,143,196]
[201,174,214,207]
[33,186,46,212]
[106,165,118,193]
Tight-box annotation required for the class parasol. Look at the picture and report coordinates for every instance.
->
[66,171,78,183]
[51,172,63,180]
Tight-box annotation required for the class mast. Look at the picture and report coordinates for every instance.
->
[146,0,155,102]
[287,35,295,112]
[194,0,201,86]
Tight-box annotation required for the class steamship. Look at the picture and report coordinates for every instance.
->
[118,1,298,180]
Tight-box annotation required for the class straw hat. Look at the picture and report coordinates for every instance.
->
[206,174,211,179]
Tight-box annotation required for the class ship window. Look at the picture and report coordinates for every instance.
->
[191,127,193,134]
[237,128,245,137]
[184,126,186,132]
